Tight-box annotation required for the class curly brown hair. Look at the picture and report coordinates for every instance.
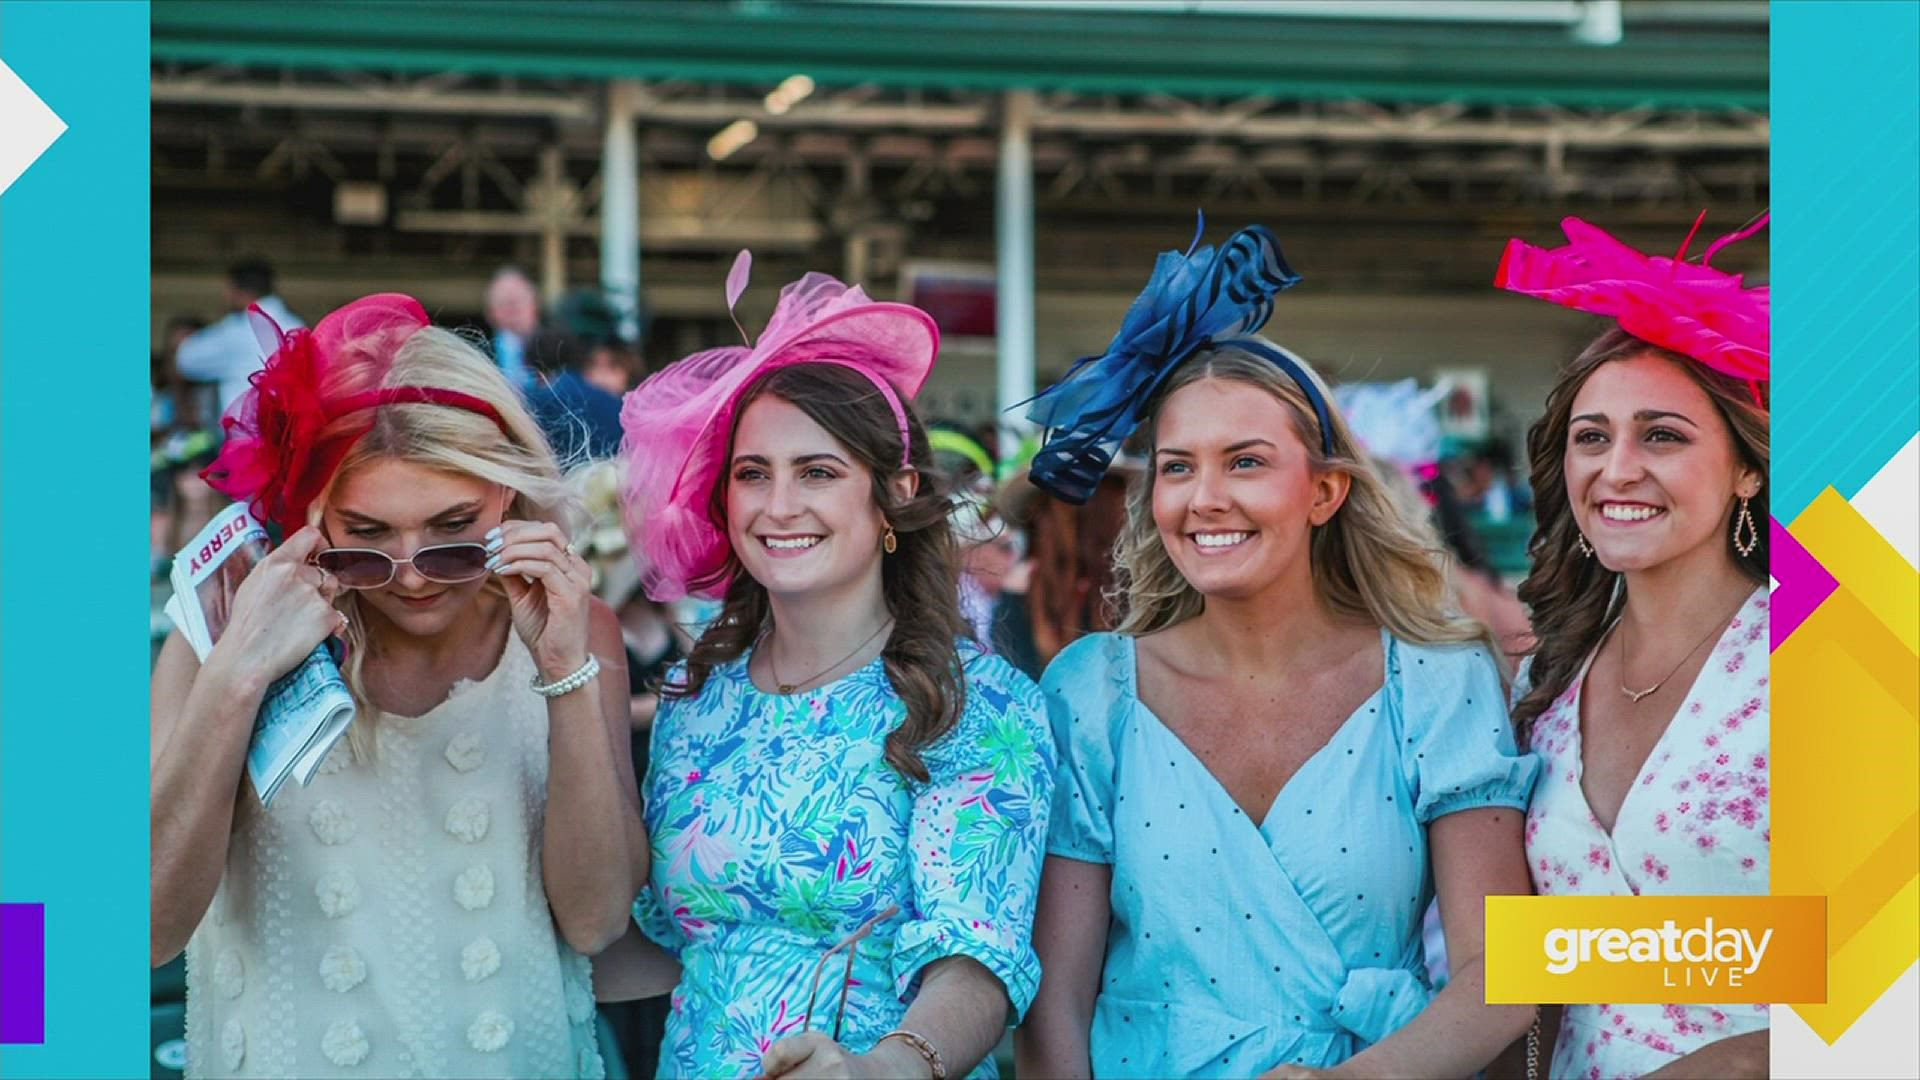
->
[1512,328,1770,740]
[661,363,968,782]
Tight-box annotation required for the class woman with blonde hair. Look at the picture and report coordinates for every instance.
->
[150,294,646,1078]
[1015,224,1539,1078]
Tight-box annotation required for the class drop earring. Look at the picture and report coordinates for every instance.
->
[1732,496,1758,557]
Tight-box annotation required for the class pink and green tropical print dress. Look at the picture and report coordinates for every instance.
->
[634,647,1053,1078]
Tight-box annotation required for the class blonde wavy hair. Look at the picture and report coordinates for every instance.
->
[310,325,578,760]
[1111,345,1495,656]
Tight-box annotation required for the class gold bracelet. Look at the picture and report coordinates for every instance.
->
[876,1029,945,1080]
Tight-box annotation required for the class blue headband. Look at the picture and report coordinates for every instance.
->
[1020,217,1334,505]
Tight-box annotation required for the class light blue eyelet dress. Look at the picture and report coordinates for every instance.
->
[635,646,1054,1078]
[1041,630,1540,1078]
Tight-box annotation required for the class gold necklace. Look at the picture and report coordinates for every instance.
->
[767,618,895,695]
[1617,597,1746,703]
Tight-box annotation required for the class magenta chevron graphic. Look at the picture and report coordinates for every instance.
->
[1769,516,1838,651]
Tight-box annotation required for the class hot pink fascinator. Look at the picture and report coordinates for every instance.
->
[619,252,940,602]
[1495,212,1769,403]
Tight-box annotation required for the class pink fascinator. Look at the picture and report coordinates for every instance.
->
[619,253,940,602]
[203,293,509,534]
[1495,212,1769,400]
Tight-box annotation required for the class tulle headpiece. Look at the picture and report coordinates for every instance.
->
[1023,216,1330,505]
[1494,212,1769,402]
[619,252,939,602]
[202,293,509,534]
[1334,378,1451,473]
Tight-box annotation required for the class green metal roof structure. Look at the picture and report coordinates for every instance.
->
[151,0,1767,109]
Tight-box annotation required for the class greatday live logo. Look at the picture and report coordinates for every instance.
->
[1485,896,1828,1005]
[1543,919,1772,988]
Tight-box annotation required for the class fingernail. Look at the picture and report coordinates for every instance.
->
[485,556,502,571]
[485,526,503,542]
[485,536,505,554]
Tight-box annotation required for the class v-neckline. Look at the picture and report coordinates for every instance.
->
[1567,587,1756,840]
[1122,629,1390,835]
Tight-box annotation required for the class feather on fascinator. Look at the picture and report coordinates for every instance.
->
[619,252,939,602]
[1023,217,1327,505]
[202,293,508,534]
[1495,212,1769,401]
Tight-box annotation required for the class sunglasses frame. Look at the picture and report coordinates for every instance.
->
[312,541,493,590]
[799,904,901,1041]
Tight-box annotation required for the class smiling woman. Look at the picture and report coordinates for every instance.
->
[1499,214,1772,1079]
[1016,224,1538,1080]
[601,259,1055,1079]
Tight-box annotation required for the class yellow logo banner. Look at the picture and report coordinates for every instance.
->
[1484,896,1827,1004]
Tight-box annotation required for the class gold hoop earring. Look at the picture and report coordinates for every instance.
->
[1732,496,1758,558]
[882,524,898,555]
[1575,533,1593,558]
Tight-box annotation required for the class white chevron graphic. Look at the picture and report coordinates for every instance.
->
[0,60,67,196]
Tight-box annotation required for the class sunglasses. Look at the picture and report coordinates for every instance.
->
[799,904,900,1041]
[312,542,493,590]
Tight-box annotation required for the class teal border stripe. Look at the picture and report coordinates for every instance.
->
[0,1,151,1077]
[1772,0,1920,520]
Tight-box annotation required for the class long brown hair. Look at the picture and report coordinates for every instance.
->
[1025,474,1130,664]
[663,363,968,782]
[1512,328,1770,738]
[1113,345,1494,654]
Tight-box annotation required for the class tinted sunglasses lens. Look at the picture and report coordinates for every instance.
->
[413,544,491,583]
[316,550,395,588]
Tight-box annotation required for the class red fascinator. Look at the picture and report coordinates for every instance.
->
[202,292,508,533]
[1495,212,1769,401]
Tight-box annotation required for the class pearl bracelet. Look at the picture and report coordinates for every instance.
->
[529,654,600,698]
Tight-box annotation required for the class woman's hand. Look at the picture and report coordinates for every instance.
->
[488,520,593,679]
[210,525,345,685]
[757,1033,924,1080]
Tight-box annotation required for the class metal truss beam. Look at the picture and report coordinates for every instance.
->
[150,68,1770,152]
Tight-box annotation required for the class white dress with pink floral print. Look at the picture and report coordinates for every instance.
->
[1523,586,1770,1080]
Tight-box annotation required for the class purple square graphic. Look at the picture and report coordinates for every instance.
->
[0,903,46,1044]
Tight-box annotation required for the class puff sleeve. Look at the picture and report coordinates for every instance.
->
[1038,634,1126,864]
[1397,642,1540,824]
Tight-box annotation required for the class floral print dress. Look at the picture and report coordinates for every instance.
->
[634,647,1054,1078]
[1525,587,1771,1079]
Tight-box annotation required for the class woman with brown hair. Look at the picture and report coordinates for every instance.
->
[595,259,1054,1078]
[1498,215,1771,1078]
[990,462,1132,678]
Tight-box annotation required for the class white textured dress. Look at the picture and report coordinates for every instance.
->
[182,635,606,1079]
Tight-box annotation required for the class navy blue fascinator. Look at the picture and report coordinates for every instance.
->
[1022,217,1332,504]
